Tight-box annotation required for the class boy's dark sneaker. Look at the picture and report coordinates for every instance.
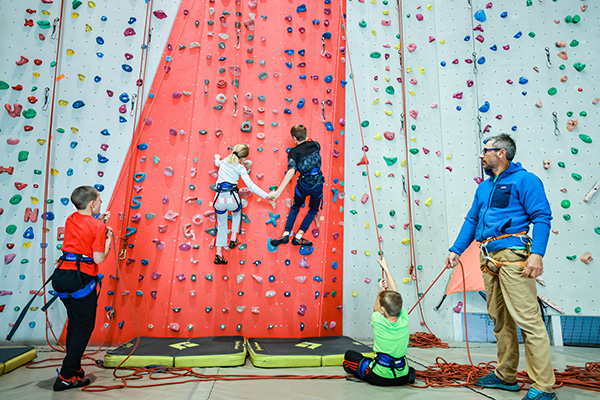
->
[292,237,312,246]
[75,368,85,378]
[476,372,519,391]
[53,373,90,391]
[270,235,289,247]
[214,255,228,265]
[229,240,240,249]
[407,367,416,384]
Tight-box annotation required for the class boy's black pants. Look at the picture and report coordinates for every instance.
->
[52,269,98,379]
[344,350,415,387]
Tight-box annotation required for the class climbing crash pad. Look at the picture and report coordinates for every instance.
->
[0,346,36,375]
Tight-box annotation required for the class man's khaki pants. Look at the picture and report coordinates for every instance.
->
[481,248,555,393]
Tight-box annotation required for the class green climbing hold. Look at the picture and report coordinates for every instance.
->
[412,185,421,192]
[258,72,268,80]
[241,120,252,133]
[32,86,38,91]
[14,306,20,312]
[258,95,266,102]
[47,198,54,204]
[57,128,65,133]
[73,0,82,9]
[389,210,396,217]
[579,111,587,117]
[526,0,532,6]
[284,98,293,103]
[565,15,573,23]
[18,151,29,162]
[340,181,345,186]
[271,122,278,127]
[218,41,226,49]
[361,121,370,127]
[416,265,423,270]
[566,111,573,117]
[561,200,571,209]
[21,258,29,264]
[383,156,397,166]
[571,147,578,154]
[207,20,214,26]
[411,125,416,131]
[570,39,579,47]
[573,62,586,72]
[269,186,277,191]
[153,156,160,164]
[572,15,581,23]
[34,169,42,175]
[257,147,263,152]
[37,20,51,29]
[199,129,207,135]
[377,223,383,229]
[385,86,395,95]
[558,161,565,168]
[528,32,535,38]
[594,226,600,235]
[331,291,337,297]
[189,184,196,190]
[566,255,576,260]
[571,173,582,181]
[563,214,571,220]
[10,194,23,205]
[415,224,422,231]
[145,213,156,219]
[579,134,592,144]
[370,52,381,59]
[0,81,9,90]
[350,210,358,215]
[575,307,581,313]
[409,148,419,155]
[547,87,557,96]
[559,64,565,70]
[191,274,197,282]
[22,109,37,119]
[6,225,17,234]
[359,20,367,28]
[362,171,367,176]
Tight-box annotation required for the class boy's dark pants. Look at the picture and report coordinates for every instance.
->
[344,350,415,387]
[284,181,323,234]
[52,269,98,379]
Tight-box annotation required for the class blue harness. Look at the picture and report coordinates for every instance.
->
[358,353,407,380]
[213,182,242,214]
[50,274,103,299]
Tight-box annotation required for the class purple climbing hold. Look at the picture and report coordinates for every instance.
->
[173,91,183,98]
[299,257,309,268]
[179,243,192,251]
[152,272,161,280]
[4,253,16,264]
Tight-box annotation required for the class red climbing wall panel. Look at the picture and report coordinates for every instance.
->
[89,0,346,344]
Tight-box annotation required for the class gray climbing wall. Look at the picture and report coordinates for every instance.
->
[0,0,179,343]
[344,0,599,341]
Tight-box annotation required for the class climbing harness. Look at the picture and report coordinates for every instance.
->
[373,353,407,379]
[213,182,242,214]
[480,231,531,276]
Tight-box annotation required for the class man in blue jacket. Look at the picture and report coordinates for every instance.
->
[445,134,556,400]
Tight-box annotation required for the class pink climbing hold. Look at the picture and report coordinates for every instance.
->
[407,43,417,52]
[295,276,307,284]
[503,45,510,50]
[124,27,136,36]
[312,228,319,238]
[329,321,337,329]
[364,278,371,284]
[486,2,493,9]
[124,53,133,60]
[415,14,423,21]
[475,35,484,43]
[164,166,174,177]
[467,80,474,87]
[253,275,263,283]
[453,301,463,313]
[422,147,430,154]
[429,36,435,43]
[118,104,127,113]
[452,59,459,64]
[152,238,165,250]
[179,243,192,251]
[474,176,483,184]
[384,131,395,140]
[164,210,179,221]
[299,257,309,268]
[130,213,142,223]
[153,10,167,19]
[409,109,418,119]
[4,254,16,264]
[144,117,152,125]
[332,232,339,240]
[453,92,463,99]
[473,24,484,32]
[168,322,180,331]
[409,78,418,85]
[446,166,453,172]
[361,193,369,204]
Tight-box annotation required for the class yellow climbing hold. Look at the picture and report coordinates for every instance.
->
[352,291,358,297]
[402,277,412,283]
[83,157,92,163]
[410,136,417,142]
[365,250,371,256]
[408,90,416,95]
[37,139,47,145]
[400,160,406,167]
[439,39,445,44]
[66,49,75,56]
[427,4,433,10]
[384,77,390,82]
[351,194,356,201]
[78,74,85,81]
[371,0,376,4]
[72,12,79,18]
[58,100,68,106]
[50,168,59,176]
[31,196,39,204]
[420,67,425,74]
[23,242,32,249]
[42,10,51,16]
[375,185,382,190]
[384,110,392,116]
[88,1,96,7]
[401,238,411,244]
[85,24,92,32]
[383,10,389,15]
[425,197,432,207]
[395,43,401,50]
[71,127,79,134]
[372,30,377,36]
[365,222,370,229]
[446,153,453,160]
[374,134,382,140]
[374,170,381,177]
[373,98,380,104]
[33,72,40,78]
[406,67,413,73]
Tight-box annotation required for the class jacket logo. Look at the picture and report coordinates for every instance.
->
[499,186,508,189]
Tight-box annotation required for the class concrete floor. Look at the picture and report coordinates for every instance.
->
[0,342,598,400]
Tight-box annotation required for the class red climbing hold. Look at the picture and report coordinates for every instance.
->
[356,154,369,166]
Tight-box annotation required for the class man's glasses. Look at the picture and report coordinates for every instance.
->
[481,147,503,155]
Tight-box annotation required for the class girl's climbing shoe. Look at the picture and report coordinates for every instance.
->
[214,255,228,265]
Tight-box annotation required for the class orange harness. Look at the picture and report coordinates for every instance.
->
[480,231,530,276]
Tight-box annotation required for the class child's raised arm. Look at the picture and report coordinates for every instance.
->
[376,257,399,293]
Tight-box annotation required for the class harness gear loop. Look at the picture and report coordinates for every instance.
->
[480,231,530,276]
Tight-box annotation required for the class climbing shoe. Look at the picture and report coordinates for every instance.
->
[229,240,240,249]
[521,387,557,400]
[292,237,312,246]
[53,373,90,391]
[214,255,228,265]
[270,235,289,247]
[75,368,85,378]
[476,372,519,391]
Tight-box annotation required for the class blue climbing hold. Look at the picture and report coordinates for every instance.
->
[285,84,292,91]
[269,275,275,282]
[325,121,334,131]
[284,108,291,114]
[96,52,104,58]
[122,64,133,72]
[313,276,323,282]
[298,49,305,56]
[60,198,69,205]
[128,17,136,24]
[479,101,490,113]
[118,321,124,329]
[67,168,74,176]
[332,261,338,269]
[464,35,471,41]
[514,31,522,39]
[500,11,508,18]
[511,126,517,131]
[312,19,320,25]
[100,128,110,136]
[94,76,101,82]
[73,100,85,109]
[166,56,172,62]
[340,80,348,87]
[285,62,292,69]
[284,291,291,297]
[285,259,291,266]
[266,212,280,226]
[137,143,148,150]
[324,0,331,3]
[96,36,104,45]
[134,172,146,182]
[119,93,130,103]
[284,49,294,55]
[322,32,332,40]
[253,260,261,266]
[299,246,314,256]
[101,16,107,21]
[297,4,306,12]
[331,187,339,202]
[300,322,305,331]
[287,27,293,33]
[297,98,305,109]
[131,196,142,209]
[519,77,528,84]
[125,227,136,237]
[456,106,462,111]
[440,61,446,67]
[29,321,36,329]
[490,45,497,51]
[24,227,34,239]
[98,154,109,163]
[94,184,105,192]
[299,74,306,80]
[521,91,527,96]
[315,291,320,299]
[43,212,55,221]
[141,259,149,266]
[324,75,333,83]
[119,116,127,123]
[70,141,78,149]
[474,10,486,22]
[477,56,486,64]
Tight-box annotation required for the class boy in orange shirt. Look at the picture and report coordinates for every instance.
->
[52,186,112,391]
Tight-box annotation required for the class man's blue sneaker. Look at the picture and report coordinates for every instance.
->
[476,372,519,391]
[522,387,557,400]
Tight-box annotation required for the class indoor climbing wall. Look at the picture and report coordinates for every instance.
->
[88,0,346,344]
[0,0,181,343]
[344,0,598,341]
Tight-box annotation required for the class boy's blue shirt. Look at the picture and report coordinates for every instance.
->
[450,162,552,256]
